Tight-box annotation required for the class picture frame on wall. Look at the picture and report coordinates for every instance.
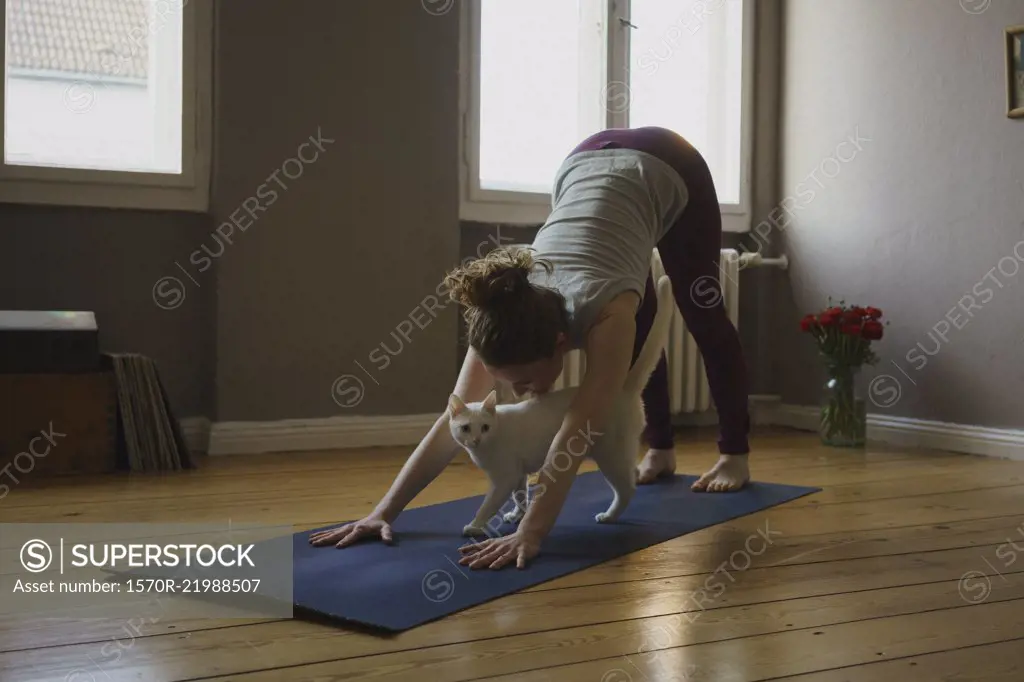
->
[1008,25,1024,118]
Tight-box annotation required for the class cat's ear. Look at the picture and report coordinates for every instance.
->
[447,394,466,418]
[482,390,498,414]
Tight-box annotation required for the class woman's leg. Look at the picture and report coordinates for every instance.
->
[632,274,676,482]
[653,142,750,491]
[656,221,751,471]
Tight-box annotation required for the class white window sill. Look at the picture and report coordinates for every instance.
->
[460,200,752,234]
[460,199,548,226]
[0,177,209,212]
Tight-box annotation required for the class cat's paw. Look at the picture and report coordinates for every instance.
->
[462,523,489,538]
[502,508,525,524]
[595,512,616,524]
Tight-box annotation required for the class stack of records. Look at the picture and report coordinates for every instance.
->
[102,353,195,472]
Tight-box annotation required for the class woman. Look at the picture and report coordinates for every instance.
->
[310,126,751,570]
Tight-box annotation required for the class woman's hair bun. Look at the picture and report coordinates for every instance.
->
[443,246,544,309]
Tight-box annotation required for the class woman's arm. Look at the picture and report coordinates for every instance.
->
[459,293,639,567]
[372,346,497,521]
[518,297,637,536]
[311,346,495,547]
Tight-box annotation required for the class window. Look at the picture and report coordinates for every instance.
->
[1,0,212,211]
[459,0,753,232]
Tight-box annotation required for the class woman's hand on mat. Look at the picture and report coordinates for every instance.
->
[308,515,394,548]
[458,529,542,570]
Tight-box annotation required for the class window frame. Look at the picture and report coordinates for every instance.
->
[0,0,213,212]
[458,0,755,233]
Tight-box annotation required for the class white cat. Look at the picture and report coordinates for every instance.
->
[448,275,674,537]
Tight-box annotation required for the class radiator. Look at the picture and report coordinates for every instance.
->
[551,248,741,416]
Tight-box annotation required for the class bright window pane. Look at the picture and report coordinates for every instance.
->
[4,0,183,174]
[478,0,604,194]
[629,0,744,204]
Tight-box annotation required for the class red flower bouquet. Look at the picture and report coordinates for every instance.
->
[800,302,885,366]
[800,299,887,447]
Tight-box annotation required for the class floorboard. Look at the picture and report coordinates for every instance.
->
[2,427,1022,682]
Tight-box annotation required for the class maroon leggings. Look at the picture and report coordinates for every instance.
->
[569,127,750,455]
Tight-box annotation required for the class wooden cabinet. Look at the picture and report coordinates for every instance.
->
[0,372,118,477]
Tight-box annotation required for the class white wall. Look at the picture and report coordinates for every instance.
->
[778,0,1024,428]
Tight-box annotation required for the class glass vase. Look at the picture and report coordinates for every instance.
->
[819,364,866,447]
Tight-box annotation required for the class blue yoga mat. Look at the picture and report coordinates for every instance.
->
[293,472,819,632]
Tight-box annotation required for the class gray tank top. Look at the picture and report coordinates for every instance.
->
[526,148,689,348]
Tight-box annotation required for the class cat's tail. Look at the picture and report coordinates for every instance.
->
[623,275,673,395]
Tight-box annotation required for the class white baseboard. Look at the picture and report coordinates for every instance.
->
[760,402,1024,461]
[204,414,439,456]
[176,396,1024,461]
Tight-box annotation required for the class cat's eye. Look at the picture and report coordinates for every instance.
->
[460,425,470,433]
[481,425,490,432]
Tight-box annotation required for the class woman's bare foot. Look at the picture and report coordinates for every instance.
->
[692,454,750,492]
[637,448,676,484]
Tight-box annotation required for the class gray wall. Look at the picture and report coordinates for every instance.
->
[212,0,461,421]
[779,0,1024,427]
[0,204,216,418]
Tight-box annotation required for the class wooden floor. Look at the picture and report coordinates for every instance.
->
[3,426,1024,681]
